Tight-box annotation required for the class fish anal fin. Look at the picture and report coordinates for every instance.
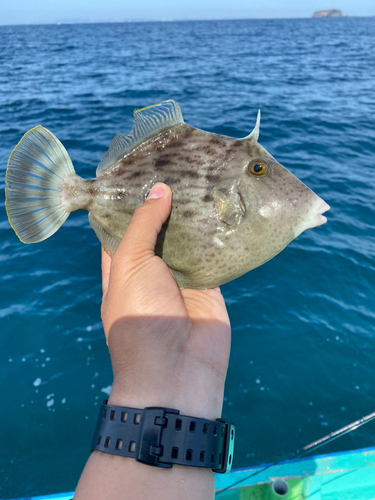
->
[88,213,120,257]
[213,190,246,227]
[96,100,184,177]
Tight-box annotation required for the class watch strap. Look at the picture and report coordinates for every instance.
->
[91,401,235,473]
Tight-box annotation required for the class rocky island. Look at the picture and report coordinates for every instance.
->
[312,9,343,17]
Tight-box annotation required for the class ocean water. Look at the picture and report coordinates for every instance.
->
[0,17,374,498]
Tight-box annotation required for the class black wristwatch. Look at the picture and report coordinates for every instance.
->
[91,401,235,473]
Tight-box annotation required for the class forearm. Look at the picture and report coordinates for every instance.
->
[74,451,215,500]
[74,357,226,500]
[74,397,220,500]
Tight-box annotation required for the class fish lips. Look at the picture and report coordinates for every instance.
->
[313,198,330,227]
[305,197,330,230]
[292,196,330,238]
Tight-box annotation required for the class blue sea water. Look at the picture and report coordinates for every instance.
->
[0,17,374,498]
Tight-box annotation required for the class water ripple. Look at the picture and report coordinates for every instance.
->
[1,17,375,498]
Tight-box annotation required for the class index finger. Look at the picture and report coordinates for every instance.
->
[101,247,112,297]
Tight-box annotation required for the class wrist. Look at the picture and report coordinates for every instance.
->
[108,362,225,420]
[108,389,223,421]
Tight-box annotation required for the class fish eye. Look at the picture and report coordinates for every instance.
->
[248,159,268,176]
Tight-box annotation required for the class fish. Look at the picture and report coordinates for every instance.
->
[5,100,330,289]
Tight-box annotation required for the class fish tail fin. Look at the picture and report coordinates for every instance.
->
[5,126,76,244]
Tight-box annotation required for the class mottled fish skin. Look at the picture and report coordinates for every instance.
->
[62,122,327,289]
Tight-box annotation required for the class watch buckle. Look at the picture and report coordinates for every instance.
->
[135,407,180,468]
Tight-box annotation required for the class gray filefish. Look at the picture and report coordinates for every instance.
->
[5,100,329,289]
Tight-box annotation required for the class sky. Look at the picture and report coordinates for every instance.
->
[1,0,374,25]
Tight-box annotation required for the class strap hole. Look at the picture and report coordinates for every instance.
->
[189,421,196,432]
[96,435,101,446]
[134,413,141,424]
[221,426,225,437]
[121,411,128,422]
[129,441,136,452]
[199,451,205,463]
[229,454,232,465]
[171,447,179,459]
[202,423,209,434]
[231,429,234,439]
[110,410,116,421]
[115,439,123,450]
[213,426,218,436]
[175,418,182,430]
[211,453,215,464]
[186,449,192,461]
[102,409,107,419]
[104,436,111,448]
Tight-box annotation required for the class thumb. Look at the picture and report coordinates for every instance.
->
[114,182,172,263]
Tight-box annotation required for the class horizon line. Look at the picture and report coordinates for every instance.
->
[1,15,373,27]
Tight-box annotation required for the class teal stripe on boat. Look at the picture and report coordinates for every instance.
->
[6,494,74,500]
[215,446,375,499]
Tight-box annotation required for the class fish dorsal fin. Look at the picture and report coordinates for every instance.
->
[96,100,184,176]
[242,110,261,142]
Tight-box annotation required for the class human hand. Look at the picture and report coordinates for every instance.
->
[101,183,231,419]
[74,183,230,499]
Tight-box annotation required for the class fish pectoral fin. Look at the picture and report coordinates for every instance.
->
[213,190,245,226]
[88,213,120,257]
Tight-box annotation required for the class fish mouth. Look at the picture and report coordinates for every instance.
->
[314,198,330,226]
[295,197,330,236]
